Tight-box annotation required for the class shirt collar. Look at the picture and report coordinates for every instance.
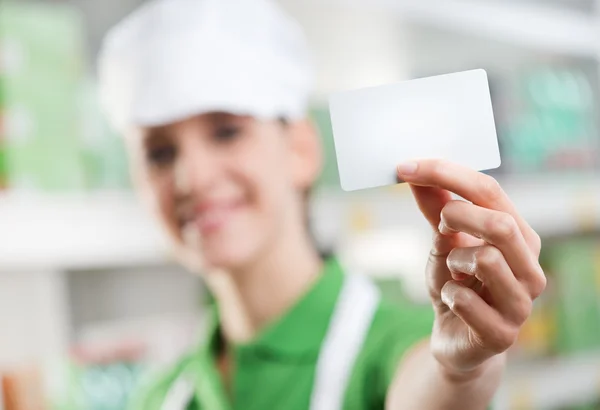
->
[205,257,345,359]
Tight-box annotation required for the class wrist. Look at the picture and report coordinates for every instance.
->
[436,353,507,384]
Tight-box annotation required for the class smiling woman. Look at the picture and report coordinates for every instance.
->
[96,0,545,409]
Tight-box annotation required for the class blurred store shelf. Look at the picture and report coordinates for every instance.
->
[332,0,599,58]
[496,351,600,410]
[499,175,600,237]
[1,176,600,270]
[0,192,170,270]
[314,175,600,241]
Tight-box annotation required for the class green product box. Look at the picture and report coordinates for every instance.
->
[78,79,131,190]
[1,41,6,188]
[0,142,7,189]
[0,1,87,191]
[544,238,600,354]
[49,358,145,410]
[513,284,556,359]
[503,66,599,173]
[310,105,342,191]
[0,110,6,189]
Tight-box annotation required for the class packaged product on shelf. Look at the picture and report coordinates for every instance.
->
[0,145,6,189]
[1,364,47,410]
[310,105,341,191]
[0,2,87,191]
[0,135,6,190]
[49,314,203,410]
[78,78,131,190]
[512,275,557,359]
[59,341,146,410]
[502,65,599,174]
[545,236,600,354]
[0,39,7,189]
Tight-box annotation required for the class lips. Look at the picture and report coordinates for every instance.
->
[192,200,243,235]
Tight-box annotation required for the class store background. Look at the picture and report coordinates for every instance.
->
[1,0,600,409]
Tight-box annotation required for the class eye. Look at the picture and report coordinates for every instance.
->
[146,144,177,167]
[214,125,242,142]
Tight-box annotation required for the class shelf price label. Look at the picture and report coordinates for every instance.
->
[509,381,534,410]
[572,190,598,232]
[348,202,374,234]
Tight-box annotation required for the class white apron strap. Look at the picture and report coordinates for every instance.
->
[162,376,196,410]
[310,273,381,410]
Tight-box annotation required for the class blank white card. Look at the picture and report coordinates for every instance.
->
[329,69,501,192]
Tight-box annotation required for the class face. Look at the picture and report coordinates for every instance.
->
[128,113,321,272]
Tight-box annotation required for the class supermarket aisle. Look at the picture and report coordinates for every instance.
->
[2,0,600,409]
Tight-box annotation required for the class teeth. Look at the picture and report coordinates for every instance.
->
[198,208,228,227]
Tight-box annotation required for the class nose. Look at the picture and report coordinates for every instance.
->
[173,137,219,197]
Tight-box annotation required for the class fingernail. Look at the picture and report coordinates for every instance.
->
[451,272,468,281]
[438,220,452,236]
[397,161,418,175]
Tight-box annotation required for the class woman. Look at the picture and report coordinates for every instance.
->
[98,0,546,408]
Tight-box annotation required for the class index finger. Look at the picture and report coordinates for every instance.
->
[397,159,540,253]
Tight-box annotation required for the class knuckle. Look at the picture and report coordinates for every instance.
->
[529,268,547,299]
[446,246,459,262]
[440,200,462,229]
[530,231,542,255]
[474,246,503,272]
[426,255,450,297]
[431,160,448,180]
[449,289,472,313]
[447,199,466,213]
[513,297,533,324]
[486,212,519,242]
[484,326,518,354]
[431,232,450,256]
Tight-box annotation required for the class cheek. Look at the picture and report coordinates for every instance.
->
[240,143,292,210]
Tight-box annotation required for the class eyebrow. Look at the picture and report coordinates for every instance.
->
[141,126,173,147]
[140,112,254,145]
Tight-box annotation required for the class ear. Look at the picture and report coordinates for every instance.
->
[288,119,323,191]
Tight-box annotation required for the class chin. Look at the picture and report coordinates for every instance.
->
[175,216,271,273]
[191,238,262,273]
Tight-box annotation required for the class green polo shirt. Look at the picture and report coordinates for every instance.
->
[128,258,434,410]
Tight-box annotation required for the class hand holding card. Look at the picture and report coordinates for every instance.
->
[329,70,545,390]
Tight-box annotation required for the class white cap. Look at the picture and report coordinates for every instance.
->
[98,0,314,132]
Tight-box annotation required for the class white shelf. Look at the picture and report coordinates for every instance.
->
[313,175,600,241]
[1,177,600,270]
[0,192,170,270]
[496,351,600,409]
[332,0,599,59]
[499,175,600,237]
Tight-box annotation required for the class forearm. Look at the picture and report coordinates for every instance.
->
[386,339,506,410]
